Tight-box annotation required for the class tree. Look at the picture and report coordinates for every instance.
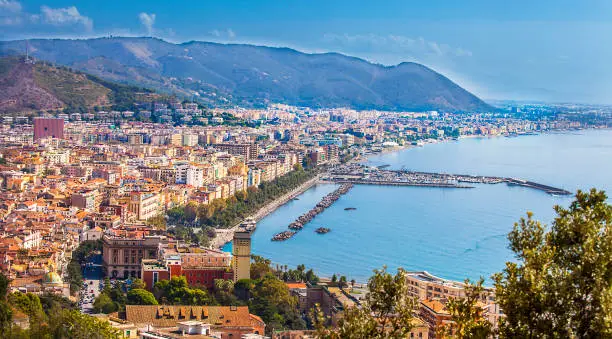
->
[127,289,158,305]
[314,266,418,338]
[438,278,493,339]
[493,189,612,338]
[130,278,147,290]
[93,293,117,314]
[153,276,211,305]
[8,292,45,322]
[251,255,273,279]
[0,271,9,297]
[147,214,167,231]
[47,309,121,338]
[250,274,305,333]
[339,276,348,289]
[184,202,198,223]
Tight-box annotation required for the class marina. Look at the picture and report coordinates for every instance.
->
[324,164,571,195]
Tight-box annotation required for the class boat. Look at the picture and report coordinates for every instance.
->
[315,227,331,234]
[272,231,296,241]
[344,207,357,211]
[292,197,300,201]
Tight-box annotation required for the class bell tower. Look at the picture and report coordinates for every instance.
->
[232,219,254,282]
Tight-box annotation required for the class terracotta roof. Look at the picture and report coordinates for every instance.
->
[125,305,260,330]
[421,299,449,315]
[285,282,307,290]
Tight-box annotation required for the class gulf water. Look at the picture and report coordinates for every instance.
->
[224,129,612,283]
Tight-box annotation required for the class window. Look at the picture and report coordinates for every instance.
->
[153,272,159,285]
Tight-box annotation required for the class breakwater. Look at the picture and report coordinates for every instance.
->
[272,183,353,241]
[327,165,571,196]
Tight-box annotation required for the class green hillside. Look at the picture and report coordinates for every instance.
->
[0,56,166,114]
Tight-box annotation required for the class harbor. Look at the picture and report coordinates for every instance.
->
[324,164,571,195]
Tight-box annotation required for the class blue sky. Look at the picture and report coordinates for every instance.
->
[2,0,612,104]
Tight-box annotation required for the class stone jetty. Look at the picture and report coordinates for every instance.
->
[271,183,353,241]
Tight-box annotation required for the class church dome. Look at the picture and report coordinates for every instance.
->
[43,272,62,284]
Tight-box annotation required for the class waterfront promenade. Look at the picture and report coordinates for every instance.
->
[211,174,322,249]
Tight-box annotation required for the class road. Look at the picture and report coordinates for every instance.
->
[79,254,103,313]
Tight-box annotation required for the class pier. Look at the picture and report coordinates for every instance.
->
[272,183,353,241]
[326,165,571,196]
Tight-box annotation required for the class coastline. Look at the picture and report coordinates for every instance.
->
[211,174,323,250]
[213,127,600,251]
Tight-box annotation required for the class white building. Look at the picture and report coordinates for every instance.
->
[186,166,204,188]
[182,133,199,147]
[45,150,70,165]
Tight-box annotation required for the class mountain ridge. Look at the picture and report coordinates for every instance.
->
[0,37,493,112]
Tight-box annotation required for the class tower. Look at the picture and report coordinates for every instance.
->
[232,220,254,282]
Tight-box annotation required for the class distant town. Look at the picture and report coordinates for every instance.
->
[0,100,611,338]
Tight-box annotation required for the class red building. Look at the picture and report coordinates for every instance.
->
[33,118,64,141]
[141,249,233,290]
[141,259,171,288]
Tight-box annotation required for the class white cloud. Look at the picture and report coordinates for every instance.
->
[0,0,23,26]
[323,33,472,58]
[138,12,156,36]
[0,0,21,13]
[209,28,237,40]
[40,5,93,31]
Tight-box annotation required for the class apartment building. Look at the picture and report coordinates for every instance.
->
[102,234,167,279]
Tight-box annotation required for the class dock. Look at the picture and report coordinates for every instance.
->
[326,165,572,196]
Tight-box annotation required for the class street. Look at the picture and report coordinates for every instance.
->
[79,254,103,313]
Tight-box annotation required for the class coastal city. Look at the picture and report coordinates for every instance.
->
[0,96,610,337]
[1,1,612,335]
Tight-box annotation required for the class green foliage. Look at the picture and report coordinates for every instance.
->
[1,284,118,338]
[39,293,76,314]
[248,274,306,333]
[313,266,418,338]
[93,293,118,314]
[130,278,147,290]
[127,289,159,305]
[281,264,319,285]
[250,255,274,280]
[438,278,493,339]
[167,225,209,247]
[93,280,126,313]
[0,270,8,297]
[153,276,211,305]
[493,189,612,338]
[147,214,167,231]
[8,292,45,322]
[211,279,242,306]
[47,309,121,339]
[0,301,13,337]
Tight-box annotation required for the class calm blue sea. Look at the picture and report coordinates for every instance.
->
[224,129,612,284]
